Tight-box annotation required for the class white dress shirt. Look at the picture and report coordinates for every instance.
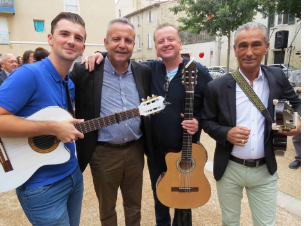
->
[231,68,269,159]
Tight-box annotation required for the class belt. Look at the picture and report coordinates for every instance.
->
[97,140,135,148]
[229,155,266,167]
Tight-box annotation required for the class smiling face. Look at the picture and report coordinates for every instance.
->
[48,19,86,62]
[234,28,269,73]
[104,22,135,68]
[154,26,182,61]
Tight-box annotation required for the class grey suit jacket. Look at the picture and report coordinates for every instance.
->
[202,65,301,181]
[0,70,8,86]
[70,61,152,172]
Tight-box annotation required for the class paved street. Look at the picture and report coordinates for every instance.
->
[0,131,301,226]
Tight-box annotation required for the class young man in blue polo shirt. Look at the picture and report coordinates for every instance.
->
[0,12,86,226]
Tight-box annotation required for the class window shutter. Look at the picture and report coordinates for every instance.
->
[147,12,149,23]
[148,33,152,48]
[151,10,153,22]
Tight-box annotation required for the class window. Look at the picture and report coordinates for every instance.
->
[119,9,121,17]
[147,10,153,23]
[34,20,44,33]
[277,13,295,25]
[65,0,78,12]
[130,17,133,25]
[148,33,152,49]
[137,35,141,50]
[138,16,141,26]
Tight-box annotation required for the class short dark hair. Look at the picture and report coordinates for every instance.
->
[22,50,34,64]
[51,12,86,41]
[34,47,50,61]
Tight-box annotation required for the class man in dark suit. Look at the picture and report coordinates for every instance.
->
[70,18,151,226]
[0,53,18,86]
[202,22,301,226]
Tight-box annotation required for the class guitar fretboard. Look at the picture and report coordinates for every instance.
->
[74,108,140,134]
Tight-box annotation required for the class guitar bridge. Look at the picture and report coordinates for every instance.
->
[171,187,199,192]
[0,138,13,172]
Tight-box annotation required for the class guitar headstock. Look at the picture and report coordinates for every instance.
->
[182,62,197,92]
[138,95,166,116]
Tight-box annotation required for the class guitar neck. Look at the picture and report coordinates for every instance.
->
[181,91,194,161]
[74,108,140,134]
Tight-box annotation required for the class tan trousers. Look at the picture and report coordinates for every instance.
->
[216,160,279,226]
[90,139,144,226]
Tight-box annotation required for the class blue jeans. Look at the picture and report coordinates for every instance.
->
[16,165,83,226]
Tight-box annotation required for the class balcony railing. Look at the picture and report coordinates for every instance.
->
[0,0,15,14]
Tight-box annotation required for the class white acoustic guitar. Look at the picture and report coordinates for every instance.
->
[0,95,165,193]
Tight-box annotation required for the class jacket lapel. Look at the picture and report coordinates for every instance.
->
[227,75,237,127]
[261,66,275,144]
[94,61,105,118]
[131,61,144,100]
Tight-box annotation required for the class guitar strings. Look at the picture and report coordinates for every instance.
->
[29,109,140,149]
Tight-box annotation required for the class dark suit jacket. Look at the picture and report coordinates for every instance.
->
[0,70,8,86]
[70,61,153,172]
[202,65,301,181]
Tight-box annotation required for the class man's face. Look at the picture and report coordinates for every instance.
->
[48,19,85,62]
[154,26,182,61]
[1,55,18,73]
[104,22,135,65]
[234,28,269,72]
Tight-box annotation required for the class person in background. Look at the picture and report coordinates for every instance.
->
[16,56,23,66]
[0,53,18,86]
[34,47,50,62]
[288,51,301,169]
[22,50,35,64]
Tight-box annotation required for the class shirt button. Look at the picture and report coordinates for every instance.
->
[125,124,128,126]
[121,92,124,94]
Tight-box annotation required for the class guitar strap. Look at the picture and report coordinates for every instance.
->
[231,69,272,123]
[64,80,75,117]
[177,209,192,226]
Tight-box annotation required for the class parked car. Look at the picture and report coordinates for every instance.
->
[267,64,296,78]
[207,66,234,79]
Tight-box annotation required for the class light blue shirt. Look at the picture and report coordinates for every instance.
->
[97,57,142,144]
[4,69,10,77]
[166,66,179,81]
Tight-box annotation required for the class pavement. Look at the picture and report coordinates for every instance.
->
[0,131,301,226]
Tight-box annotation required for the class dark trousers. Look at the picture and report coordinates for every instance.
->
[148,152,191,226]
[90,139,144,226]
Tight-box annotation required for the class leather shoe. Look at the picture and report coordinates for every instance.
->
[289,160,301,169]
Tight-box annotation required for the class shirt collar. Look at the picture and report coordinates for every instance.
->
[42,57,69,83]
[238,67,264,84]
[104,56,131,76]
[3,70,10,77]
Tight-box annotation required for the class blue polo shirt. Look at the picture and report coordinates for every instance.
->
[0,57,77,189]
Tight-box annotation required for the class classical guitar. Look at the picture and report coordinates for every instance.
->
[0,96,165,193]
[156,60,211,209]
[272,99,298,156]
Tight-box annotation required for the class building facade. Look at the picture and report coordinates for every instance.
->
[0,0,115,58]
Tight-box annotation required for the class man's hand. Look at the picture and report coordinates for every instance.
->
[227,126,251,146]
[81,52,103,72]
[297,87,301,93]
[181,114,198,135]
[279,116,301,136]
[53,118,84,143]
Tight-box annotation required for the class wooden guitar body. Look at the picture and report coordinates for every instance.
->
[156,143,211,209]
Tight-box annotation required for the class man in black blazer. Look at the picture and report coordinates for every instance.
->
[70,18,152,226]
[0,53,18,86]
[202,22,301,226]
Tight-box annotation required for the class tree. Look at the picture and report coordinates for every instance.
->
[276,0,301,19]
[171,0,274,72]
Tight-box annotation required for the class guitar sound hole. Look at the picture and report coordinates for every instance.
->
[179,160,193,170]
[28,136,60,153]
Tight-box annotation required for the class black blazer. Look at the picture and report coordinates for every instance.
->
[70,61,153,172]
[202,65,301,181]
[0,70,8,86]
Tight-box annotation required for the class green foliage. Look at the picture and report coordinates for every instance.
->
[276,0,301,19]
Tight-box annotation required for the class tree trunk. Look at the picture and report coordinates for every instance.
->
[226,31,230,73]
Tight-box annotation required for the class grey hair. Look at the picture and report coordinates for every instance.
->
[106,18,135,43]
[0,53,14,63]
[234,22,269,45]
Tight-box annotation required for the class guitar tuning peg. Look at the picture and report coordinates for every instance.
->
[153,95,157,98]
[147,96,151,100]
[196,81,197,85]
[152,94,155,98]
[142,98,147,102]
[182,81,184,85]
[182,69,184,74]
[196,69,198,73]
